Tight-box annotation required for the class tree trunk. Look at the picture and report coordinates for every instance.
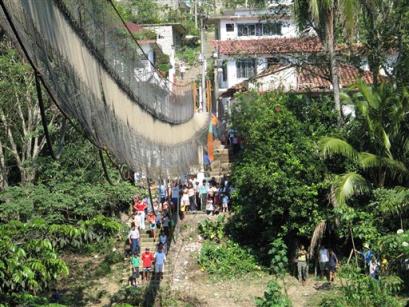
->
[326,8,343,125]
[0,139,8,190]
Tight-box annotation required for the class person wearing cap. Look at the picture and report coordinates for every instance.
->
[355,243,373,273]
[141,247,154,282]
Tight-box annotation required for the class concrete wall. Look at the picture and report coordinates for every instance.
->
[221,57,268,89]
[248,66,298,92]
[145,25,176,83]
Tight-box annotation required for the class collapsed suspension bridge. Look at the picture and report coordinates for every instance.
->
[0,0,209,177]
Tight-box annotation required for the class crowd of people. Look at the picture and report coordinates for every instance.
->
[126,175,232,287]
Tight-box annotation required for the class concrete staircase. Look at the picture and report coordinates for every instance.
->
[209,140,232,180]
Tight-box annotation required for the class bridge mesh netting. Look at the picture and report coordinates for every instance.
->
[0,0,208,176]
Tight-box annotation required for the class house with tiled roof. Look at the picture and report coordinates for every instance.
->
[207,1,374,120]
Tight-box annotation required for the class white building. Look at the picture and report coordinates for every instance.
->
[209,3,303,96]
[208,2,375,122]
[142,23,187,84]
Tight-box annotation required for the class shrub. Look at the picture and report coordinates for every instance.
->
[198,240,260,279]
[268,237,288,276]
[198,215,225,242]
[0,238,68,298]
[320,265,403,307]
[176,46,200,66]
[110,286,143,306]
[256,280,292,307]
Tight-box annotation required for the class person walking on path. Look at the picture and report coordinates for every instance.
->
[188,183,197,211]
[141,248,154,282]
[128,222,140,255]
[297,244,308,286]
[147,211,157,242]
[180,188,189,219]
[199,179,208,211]
[179,62,186,80]
[134,198,147,230]
[154,244,167,280]
[328,249,338,283]
[129,251,140,287]
[319,246,329,280]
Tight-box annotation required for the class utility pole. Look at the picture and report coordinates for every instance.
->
[194,0,198,29]
[200,14,206,112]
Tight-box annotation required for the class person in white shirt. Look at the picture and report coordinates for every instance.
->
[128,223,140,254]
[154,244,166,280]
[206,196,214,215]
[180,188,190,219]
[319,246,329,280]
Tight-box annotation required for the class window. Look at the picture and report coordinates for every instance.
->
[238,24,255,36]
[267,57,280,67]
[236,59,256,78]
[222,61,227,82]
[226,23,234,32]
[238,23,282,37]
[263,22,282,36]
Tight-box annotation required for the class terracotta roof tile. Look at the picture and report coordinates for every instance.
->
[212,37,325,55]
[298,64,374,91]
[125,22,144,33]
[212,37,360,56]
[220,64,374,97]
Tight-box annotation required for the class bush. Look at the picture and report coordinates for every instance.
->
[268,237,288,276]
[256,280,292,307]
[110,286,143,306]
[320,265,403,307]
[198,240,260,279]
[0,238,68,299]
[0,216,123,251]
[228,92,328,261]
[176,46,200,66]
[198,215,225,242]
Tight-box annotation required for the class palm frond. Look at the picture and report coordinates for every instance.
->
[309,0,320,20]
[358,152,382,170]
[339,0,359,36]
[334,172,369,205]
[309,220,326,257]
[381,157,408,179]
[319,137,357,160]
[356,80,380,110]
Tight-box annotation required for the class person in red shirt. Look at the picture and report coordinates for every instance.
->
[134,199,147,230]
[141,248,155,282]
[147,211,157,241]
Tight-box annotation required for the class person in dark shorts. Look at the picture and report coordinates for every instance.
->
[328,249,338,283]
[129,251,140,287]
[141,248,154,282]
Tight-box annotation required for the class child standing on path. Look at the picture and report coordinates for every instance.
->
[141,248,154,282]
[154,244,167,280]
[129,251,140,287]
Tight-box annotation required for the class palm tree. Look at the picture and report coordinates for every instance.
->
[321,82,409,199]
[310,82,409,256]
[294,0,360,125]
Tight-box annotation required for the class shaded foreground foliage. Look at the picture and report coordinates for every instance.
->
[227,92,336,261]
[227,88,409,304]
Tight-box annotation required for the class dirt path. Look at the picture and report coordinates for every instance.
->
[167,214,271,306]
[167,214,329,307]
